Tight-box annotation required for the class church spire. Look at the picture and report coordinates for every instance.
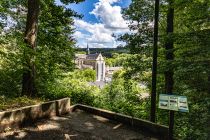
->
[86,43,90,55]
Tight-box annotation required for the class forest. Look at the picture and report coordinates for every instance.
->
[0,0,209,139]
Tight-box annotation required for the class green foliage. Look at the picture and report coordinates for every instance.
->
[95,70,150,119]
[0,1,209,139]
[75,69,96,82]
[0,31,24,96]
[159,1,210,139]
[120,0,210,139]
[39,69,98,105]
[120,0,154,54]
[0,0,81,97]
[0,0,94,105]
[60,0,84,5]
[175,102,209,139]
[105,53,130,67]
[36,1,80,82]
[0,95,43,111]
[75,47,128,57]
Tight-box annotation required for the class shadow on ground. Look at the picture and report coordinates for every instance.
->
[0,110,156,140]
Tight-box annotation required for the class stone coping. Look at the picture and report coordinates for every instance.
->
[0,98,70,132]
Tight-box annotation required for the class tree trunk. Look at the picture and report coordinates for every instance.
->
[208,75,210,94]
[165,0,174,139]
[22,0,40,96]
[150,0,160,123]
[165,0,174,93]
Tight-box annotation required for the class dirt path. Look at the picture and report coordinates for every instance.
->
[0,110,156,140]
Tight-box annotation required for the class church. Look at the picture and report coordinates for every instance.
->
[75,45,106,81]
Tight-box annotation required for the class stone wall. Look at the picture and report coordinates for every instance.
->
[0,98,70,132]
[0,98,169,139]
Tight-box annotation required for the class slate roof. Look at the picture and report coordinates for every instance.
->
[86,53,100,60]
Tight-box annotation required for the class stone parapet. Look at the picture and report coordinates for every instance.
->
[0,99,168,139]
[0,98,70,132]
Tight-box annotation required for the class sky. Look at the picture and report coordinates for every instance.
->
[56,0,131,48]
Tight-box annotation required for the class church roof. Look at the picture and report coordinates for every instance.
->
[86,53,100,60]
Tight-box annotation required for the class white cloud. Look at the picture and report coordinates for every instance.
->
[100,0,120,4]
[91,0,128,30]
[73,0,130,48]
[73,31,86,38]
[74,19,111,34]
[74,19,114,44]
[88,32,114,43]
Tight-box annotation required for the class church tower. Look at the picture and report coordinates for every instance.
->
[86,43,90,55]
[96,53,105,81]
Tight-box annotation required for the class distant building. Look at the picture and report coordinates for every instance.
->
[106,66,123,75]
[75,45,106,81]
[88,81,106,89]
[105,66,123,82]
[75,44,124,85]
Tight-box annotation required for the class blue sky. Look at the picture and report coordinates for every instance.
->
[56,0,131,48]
[68,0,131,23]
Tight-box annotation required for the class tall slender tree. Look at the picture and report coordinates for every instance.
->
[150,0,160,123]
[22,0,40,96]
[164,0,174,139]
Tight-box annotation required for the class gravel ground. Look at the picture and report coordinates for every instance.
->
[0,110,157,140]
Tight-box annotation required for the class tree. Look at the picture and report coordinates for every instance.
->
[22,0,40,96]
[0,0,84,97]
[35,1,83,95]
[22,0,84,96]
[121,0,210,139]
[164,0,174,139]
[150,0,160,123]
[159,0,210,139]
[119,0,154,81]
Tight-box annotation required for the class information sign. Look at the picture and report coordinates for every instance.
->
[159,94,189,112]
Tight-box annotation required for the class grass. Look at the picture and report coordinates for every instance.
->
[0,95,44,112]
